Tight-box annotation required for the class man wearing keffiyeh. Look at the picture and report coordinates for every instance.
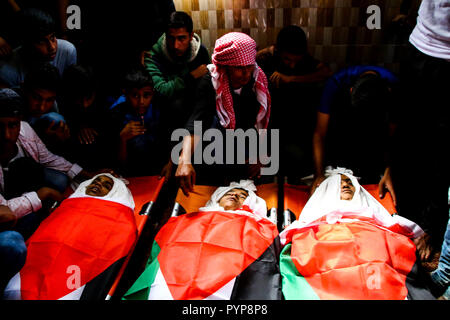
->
[174,32,272,196]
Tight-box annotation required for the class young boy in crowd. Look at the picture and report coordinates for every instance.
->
[256,25,332,179]
[0,88,95,239]
[107,67,165,177]
[0,8,76,88]
[59,64,110,170]
[19,63,70,155]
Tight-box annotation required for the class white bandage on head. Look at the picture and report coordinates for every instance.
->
[199,180,268,218]
[299,167,389,225]
[69,173,135,210]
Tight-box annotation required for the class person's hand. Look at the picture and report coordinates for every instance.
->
[310,174,326,197]
[120,121,146,141]
[159,160,174,183]
[413,233,433,262]
[140,50,151,66]
[36,187,64,203]
[46,120,71,142]
[269,71,292,88]
[0,205,17,230]
[175,162,196,196]
[248,160,262,180]
[190,64,208,79]
[378,167,397,207]
[0,36,12,58]
[78,127,98,145]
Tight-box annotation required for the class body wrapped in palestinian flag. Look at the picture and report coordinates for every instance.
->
[123,180,282,300]
[4,174,137,300]
[280,168,435,300]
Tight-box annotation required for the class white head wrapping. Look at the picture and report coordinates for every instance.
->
[299,167,390,224]
[280,167,424,244]
[69,173,135,210]
[199,180,267,218]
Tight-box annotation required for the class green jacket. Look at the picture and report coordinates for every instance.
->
[145,33,210,98]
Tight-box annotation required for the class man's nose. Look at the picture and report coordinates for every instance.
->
[48,39,56,52]
[39,101,47,113]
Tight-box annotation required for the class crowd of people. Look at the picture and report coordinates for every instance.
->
[0,0,448,300]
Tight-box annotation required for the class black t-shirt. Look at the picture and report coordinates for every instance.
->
[185,72,260,134]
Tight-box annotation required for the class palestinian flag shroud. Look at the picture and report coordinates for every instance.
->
[123,210,281,300]
[5,197,137,300]
[280,213,427,300]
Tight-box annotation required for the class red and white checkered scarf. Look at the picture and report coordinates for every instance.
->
[207,32,271,130]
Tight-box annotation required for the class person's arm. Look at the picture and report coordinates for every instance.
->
[175,134,201,196]
[144,53,187,97]
[6,0,20,12]
[311,112,330,196]
[21,121,83,179]
[287,62,332,83]
[0,187,63,220]
[0,204,17,231]
[0,36,12,58]
[117,120,146,166]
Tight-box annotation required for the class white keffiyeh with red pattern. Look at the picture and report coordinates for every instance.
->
[208,32,271,130]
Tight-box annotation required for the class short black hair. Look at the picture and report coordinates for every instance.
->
[167,11,193,34]
[351,72,391,111]
[122,66,154,91]
[61,64,96,100]
[19,8,56,44]
[276,25,307,55]
[23,63,60,93]
[0,89,23,118]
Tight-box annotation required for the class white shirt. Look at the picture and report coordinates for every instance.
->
[409,0,450,61]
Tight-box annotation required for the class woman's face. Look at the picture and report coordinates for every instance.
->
[85,175,114,197]
[218,188,249,211]
[340,175,356,200]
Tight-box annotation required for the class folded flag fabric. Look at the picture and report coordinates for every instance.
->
[4,197,137,300]
[123,210,281,300]
[280,212,435,300]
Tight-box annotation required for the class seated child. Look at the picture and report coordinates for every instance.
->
[107,66,164,176]
[123,180,281,300]
[59,64,110,169]
[3,174,137,300]
[0,8,77,88]
[20,62,70,155]
[0,88,94,239]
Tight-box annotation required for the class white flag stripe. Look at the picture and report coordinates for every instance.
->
[59,285,86,300]
[3,272,21,300]
[148,268,174,300]
[204,277,236,300]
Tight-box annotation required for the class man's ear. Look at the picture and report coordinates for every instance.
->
[189,32,194,41]
[350,87,353,94]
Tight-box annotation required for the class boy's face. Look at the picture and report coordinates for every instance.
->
[166,27,193,57]
[218,188,249,211]
[340,175,356,201]
[0,117,21,155]
[32,32,58,61]
[125,86,154,115]
[279,51,304,70]
[85,175,114,197]
[26,88,57,117]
